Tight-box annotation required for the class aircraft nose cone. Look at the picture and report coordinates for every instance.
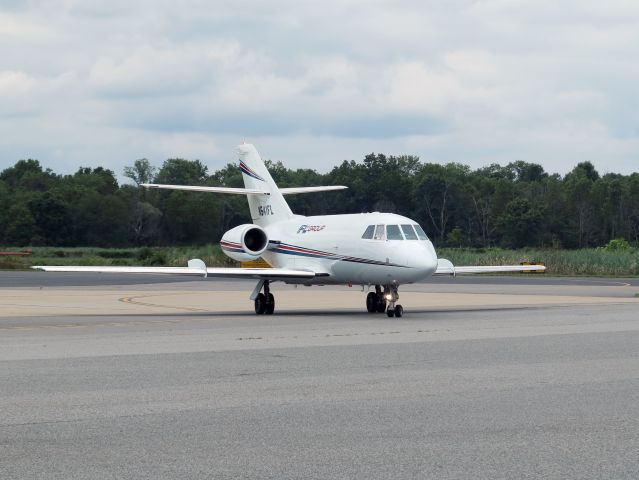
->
[421,254,438,273]
[412,244,437,275]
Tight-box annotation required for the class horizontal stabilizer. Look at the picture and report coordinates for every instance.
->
[434,258,546,276]
[279,186,348,195]
[141,184,347,196]
[141,184,267,195]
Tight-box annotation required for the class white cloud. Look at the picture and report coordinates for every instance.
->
[0,0,638,177]
[88,45,217,96]
[0,16,50,40]
[0,70,35,93]
[386,60,499,114]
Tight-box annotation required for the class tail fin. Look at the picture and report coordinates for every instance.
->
[237,143,294,226]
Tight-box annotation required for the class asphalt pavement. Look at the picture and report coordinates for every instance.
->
[1,274,638,479]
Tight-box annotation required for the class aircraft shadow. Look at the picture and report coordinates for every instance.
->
[75,304,553,319]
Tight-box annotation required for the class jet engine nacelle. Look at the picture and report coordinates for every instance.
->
[220,224,269,262]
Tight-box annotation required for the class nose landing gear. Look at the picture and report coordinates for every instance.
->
[254,280,275,315]
[365,284,403,317]
[384,285,403,318]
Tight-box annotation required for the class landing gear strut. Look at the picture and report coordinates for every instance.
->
[384,285,403,317]
[254,280,275,315]
[365,284,403,317]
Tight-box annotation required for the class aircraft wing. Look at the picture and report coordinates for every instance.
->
[141,184,267,195]
[205,268,322,279]
[32,265,209,276]
[434,258,546,276]
[32,259,324,280]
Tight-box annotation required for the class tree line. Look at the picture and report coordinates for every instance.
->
[1,154,638,249]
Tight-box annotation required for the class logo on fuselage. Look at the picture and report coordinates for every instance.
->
[296,224,326,234]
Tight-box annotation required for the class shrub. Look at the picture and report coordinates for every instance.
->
[602,238,631,252]
[0,256,25,269]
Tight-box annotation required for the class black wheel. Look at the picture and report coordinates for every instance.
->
[376,296,387,313]
[366,292,376,313]
[394,304,403,318]
[254,293,266,314]
[265,293,275,314]
[386,308,394,317]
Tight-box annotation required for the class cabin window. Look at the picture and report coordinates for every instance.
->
[373,224,385,240]
[401,224,418,240]
[361,225,375,239]
[414,224,429,240]
[386,224,404,240]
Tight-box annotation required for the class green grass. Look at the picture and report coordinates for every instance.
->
[2,245,638,277]
[437,248,639,277]
[0,245,235,270]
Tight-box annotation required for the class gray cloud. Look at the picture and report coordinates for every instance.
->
[1,0,638,179]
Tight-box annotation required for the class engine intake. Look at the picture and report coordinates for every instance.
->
[220,224,269,262]
[244,227,268,254]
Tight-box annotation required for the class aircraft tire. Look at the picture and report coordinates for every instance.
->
[265,293,275,314]
[386,307,394,318]
[254,293,266,314]
[366,292,376,313]
[376,298,387,313]
[394,305,403,318]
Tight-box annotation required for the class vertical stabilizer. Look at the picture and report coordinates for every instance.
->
[237,143,293,226]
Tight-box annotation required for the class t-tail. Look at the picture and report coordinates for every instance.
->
[140,143,348,227]
[237,143,293,226]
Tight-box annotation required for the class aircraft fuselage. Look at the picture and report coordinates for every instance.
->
[257,212,438,285]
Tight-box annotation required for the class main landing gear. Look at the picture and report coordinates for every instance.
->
[254,280,275,315]
[366,284,403,317]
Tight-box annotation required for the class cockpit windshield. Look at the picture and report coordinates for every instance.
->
[413,224,428,240]
[386,225,403,240]
[361,223,429,241]
[400,224,418,240]
[361,225,375,239]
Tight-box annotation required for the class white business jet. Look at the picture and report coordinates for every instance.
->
[34,143,545,317]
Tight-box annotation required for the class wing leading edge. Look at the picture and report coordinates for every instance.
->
[434,258,546,276]
[32,259,324,280]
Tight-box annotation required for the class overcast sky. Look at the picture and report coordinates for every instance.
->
[1,0,638,179]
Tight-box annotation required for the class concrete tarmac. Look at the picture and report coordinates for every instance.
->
[1,273,638,479]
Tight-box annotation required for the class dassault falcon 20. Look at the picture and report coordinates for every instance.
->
[34,143,545,317]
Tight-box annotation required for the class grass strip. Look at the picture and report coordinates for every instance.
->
[1,246,638,276]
